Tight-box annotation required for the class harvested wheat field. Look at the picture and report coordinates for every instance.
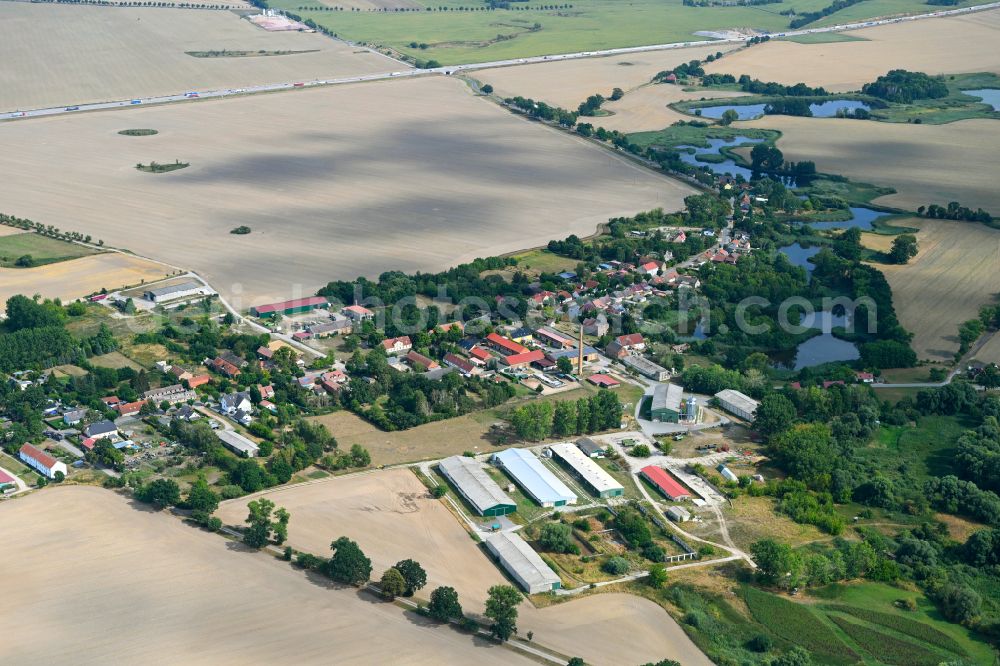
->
[0,77,690,306]
[974,331,1000,364]
[309,410,497,465]
[218,469,711,665]
[218,469,506,612]
[479,44,739,109]
[0,253,171,308]
[740,116,1000,212]
[0,486,529,665]
[871,219,1000,361]
[705,9,1000,92]
[0,3,398,111]
[521,593,713,666]
[598,84,750,132]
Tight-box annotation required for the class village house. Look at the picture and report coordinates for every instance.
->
[486,332,529,356]
[406,350,439,371]
[637,261,660,277]
[582,317,609,337]
[342,305,374,321]
[83,420,118,440]
[443,353,476,376]
[220,391,253,416]
[62,408,87,426]
[381,336,413,355]
[116,400,146,417]
[143,384,196,405]
[309,318,352,337]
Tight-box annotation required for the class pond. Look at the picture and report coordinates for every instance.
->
[778,242,821,278]
[806,206,886,231]
[675,135,764,180]
[771,309,861,370]
[963,88,1000,111]
[694,99,871,120]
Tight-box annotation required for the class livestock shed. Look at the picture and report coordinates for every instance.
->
[492,448,576,507]
[649,383,683,423]
[666,506,691,522]
[144,281,213,303]
[216,430,259,458]
[549,443,623,498]
[576,437,606,458]
[640,465,692,501]
[250,296,328,319]
[485,531,561,594]
[714,389,759,421]
[437,456,516,517]
[622,354,670,381]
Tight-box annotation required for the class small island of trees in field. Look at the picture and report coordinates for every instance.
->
[118,129,158,136]
[230,226,252,235]
[135,160,189,173]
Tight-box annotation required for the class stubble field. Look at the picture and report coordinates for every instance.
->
[217,468,713,665]
[0,3,399,111]
[0,77,691,306]
[0,253,171,307]
[869,219,1000,361]
[0,486,532,665]
[479,45,739,109]
[704,9,1000,92]
[739,116,1000,212]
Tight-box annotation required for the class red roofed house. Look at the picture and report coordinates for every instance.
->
[406,350,439,371]
[101,396,122,408]
[258,384,275,400]
[638,261,660,277]
[211,357,241,378]
[187,374,211,388]
[117,400,146,417]
[856,371,875,383]
[342,304,374,321]
[501,349,545,368]
[640,465,692,501]
[664,72,678,84]
[469,346,492,364]
[382,336,413,356]
[616,333,646,352]
[588,374,621,388]
[250,296,328,319]
[486,332,529,356]
[169,365,195,382]
[256,346,274,361]
[80,437,96,451]
[436,321,465,334]
[20,443,68,479]
[443,353,476,375]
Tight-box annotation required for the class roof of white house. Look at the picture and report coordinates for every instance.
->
[145,281,206,299]
[486,531,561,590]
[549,443,623,495]
[715,389,759,415]
[438,456,515,513]
[492,448,576,505]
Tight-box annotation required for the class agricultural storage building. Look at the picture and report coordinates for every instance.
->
[640,465,692,501]
[216,430,259,458]
[666,506,691,522]
[649,383,684,423]
[19,443,68,479]
[438,456,516,517]
[492,448,577,507]
[622,354,670,381]
[714,389,759,421]
[250,296,328,319]
[485,531,562,594]
[549,443,623,498]
[576,437,606,458]
[144,281,212,303]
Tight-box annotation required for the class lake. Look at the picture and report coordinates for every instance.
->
[963,88,1000,111]
[807,206,885,231]
[695,99,871,120]
[772,309,861,370]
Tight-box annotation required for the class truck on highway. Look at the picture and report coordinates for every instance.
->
[130,99,142,105]
[65,106,80,111]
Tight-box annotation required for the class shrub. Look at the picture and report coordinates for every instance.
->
[747,634,772,652]
[603,556,629,575]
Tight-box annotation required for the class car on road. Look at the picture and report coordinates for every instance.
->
[65,106,79,111]
[130,99,142,105]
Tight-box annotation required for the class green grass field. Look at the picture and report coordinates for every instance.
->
[628,124,779,151]
[273,0,956,65]
[861,414,973,485]
[0,232,99,268]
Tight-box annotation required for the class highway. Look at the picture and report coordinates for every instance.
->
[4,1,999,121]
